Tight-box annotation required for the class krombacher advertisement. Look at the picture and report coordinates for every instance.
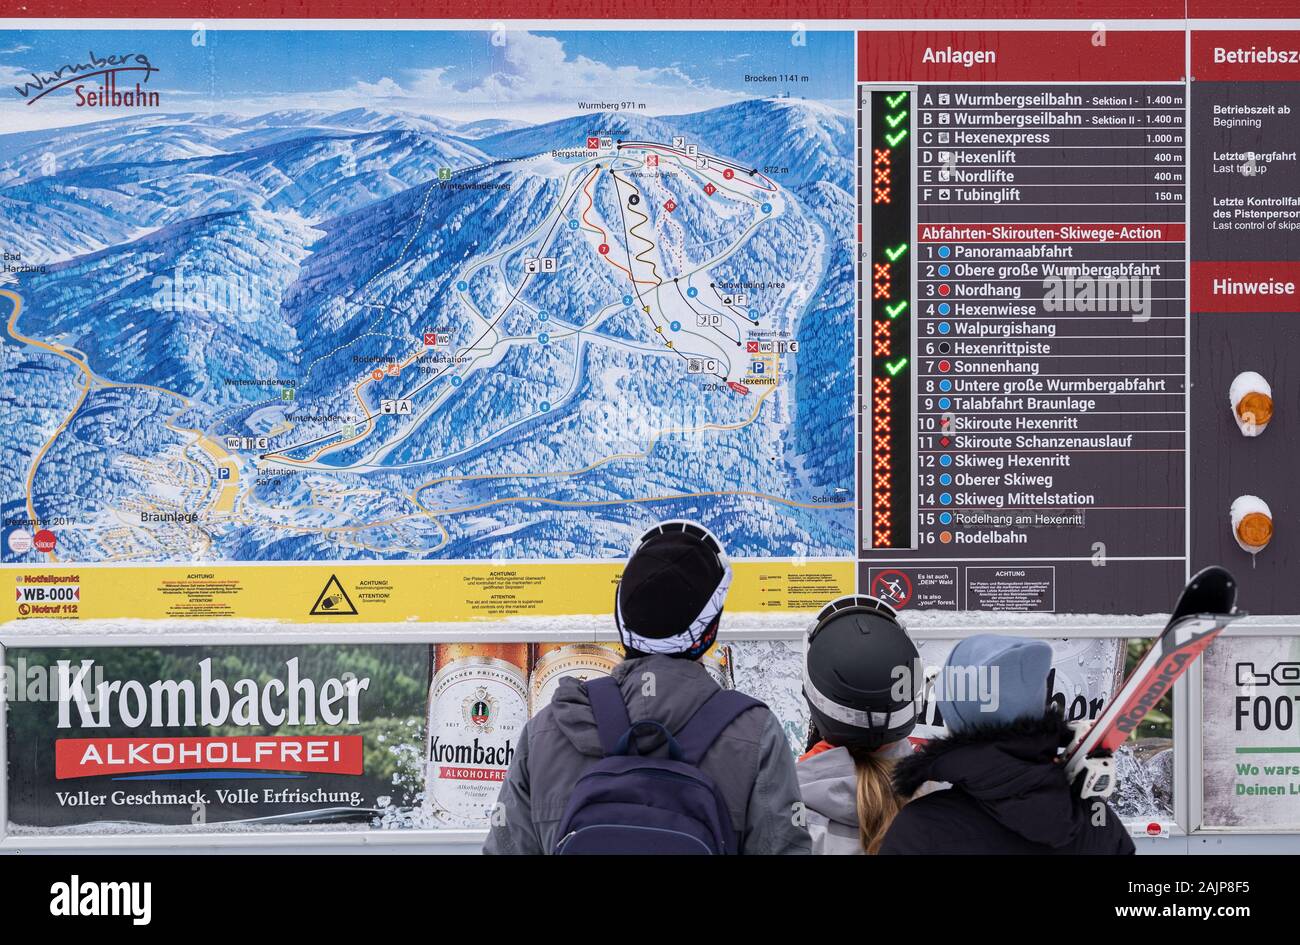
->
[3,645,428,831]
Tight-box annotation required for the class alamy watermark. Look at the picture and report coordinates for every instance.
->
[1043,273,1153,322]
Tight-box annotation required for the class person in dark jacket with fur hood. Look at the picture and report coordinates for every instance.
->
[879,635,1135,855]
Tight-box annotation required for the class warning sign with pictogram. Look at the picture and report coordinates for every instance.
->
[870,569,913,609]
[310,574,358,616]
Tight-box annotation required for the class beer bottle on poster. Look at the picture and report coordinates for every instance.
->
[528,642,624,714]
[425,643,530,828]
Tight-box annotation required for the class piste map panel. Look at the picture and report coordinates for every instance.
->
[1,29,856,582]
[4,18,1300,625]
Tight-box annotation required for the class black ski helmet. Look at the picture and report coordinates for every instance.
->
[803,595,921,750]
[615,520,731,659]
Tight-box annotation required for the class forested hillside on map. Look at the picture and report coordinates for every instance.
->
[2,30,856,562]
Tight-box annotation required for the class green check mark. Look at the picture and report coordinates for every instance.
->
[885,300,908,319]
[885,357,909,376]
[885,92,908,108]
[884,243,908,262]
[885,111,907,128]
[885,129,908,148]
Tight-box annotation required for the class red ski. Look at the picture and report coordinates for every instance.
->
[1064,566,1242,798]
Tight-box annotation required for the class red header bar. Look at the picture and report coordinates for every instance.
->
[1189,0,1299,16]
[1191,263,1300,313]
[55,735,364,779]
[1192,31,1300,82]
[867,0,1184,14]
[6,0,1299,18]
[920,223,1185,243]
[858,31,1185,83]
[0,0,1194,18]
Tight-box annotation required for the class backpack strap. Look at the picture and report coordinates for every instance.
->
[674,690,766,765]
[614,720,686,762]
[585,675,632,757]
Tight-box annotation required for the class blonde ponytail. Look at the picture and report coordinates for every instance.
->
[853,750,905,855]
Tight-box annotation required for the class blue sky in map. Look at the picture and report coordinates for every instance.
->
[1,29,853,129]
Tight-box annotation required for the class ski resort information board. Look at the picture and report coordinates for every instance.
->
[858,31,1189,615]
[1,4,1300,848]
[2,28,859,623]
[1189,30,1300,618]
[3,19,1295,625]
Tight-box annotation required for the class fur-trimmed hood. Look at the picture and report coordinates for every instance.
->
[892,712,1080,849]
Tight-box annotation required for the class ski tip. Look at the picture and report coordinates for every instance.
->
[1178,565,1239,619]
[1189,564,1235,588]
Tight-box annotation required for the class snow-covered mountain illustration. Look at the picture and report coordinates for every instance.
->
[3,97,854,563]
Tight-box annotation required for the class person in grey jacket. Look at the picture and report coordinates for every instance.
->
[483,521,810,855]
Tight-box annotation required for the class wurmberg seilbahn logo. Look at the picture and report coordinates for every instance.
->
[13,50,160,108]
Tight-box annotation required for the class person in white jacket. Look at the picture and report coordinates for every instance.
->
[797,738,914,855]
[794,596,921,854]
